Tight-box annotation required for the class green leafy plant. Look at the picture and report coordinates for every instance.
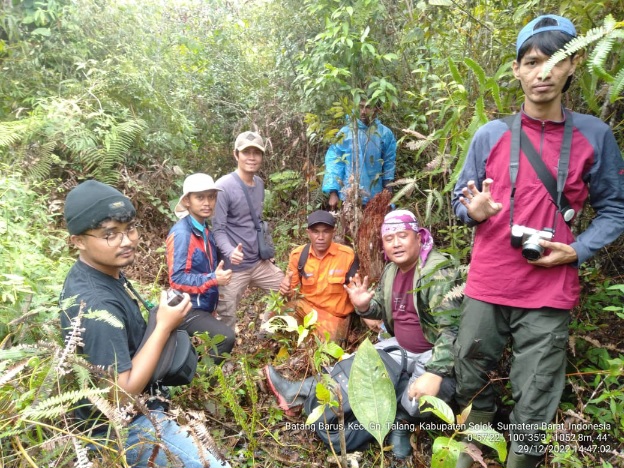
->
[262,308,318,347]
[603,284,624,319]
[543,15,624,103]
[0,169,73,343]
[420,399,507,468]
[349,338,396,468]
[213,356,261,461]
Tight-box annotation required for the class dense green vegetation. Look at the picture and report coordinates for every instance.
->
[1,0,622,466]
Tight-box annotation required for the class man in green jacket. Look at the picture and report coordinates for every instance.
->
[265,209,461,460]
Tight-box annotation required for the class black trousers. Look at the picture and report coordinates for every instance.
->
[179,308,236,364]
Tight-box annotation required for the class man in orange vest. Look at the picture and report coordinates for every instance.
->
[277,210,359,344]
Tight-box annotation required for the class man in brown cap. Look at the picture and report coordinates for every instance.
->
[212,131,284,330]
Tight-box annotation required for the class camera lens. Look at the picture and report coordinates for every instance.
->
[522,234,544,260]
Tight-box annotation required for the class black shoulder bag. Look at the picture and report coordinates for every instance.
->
[232,172,275,259]
[125,279,198,387]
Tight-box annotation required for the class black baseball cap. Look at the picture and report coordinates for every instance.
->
[307,210,335,228]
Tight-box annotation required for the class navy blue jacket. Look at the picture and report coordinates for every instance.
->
[166,216,219,312]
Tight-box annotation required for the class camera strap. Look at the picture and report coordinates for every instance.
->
[122,273,154,312]
[504,111,574,227]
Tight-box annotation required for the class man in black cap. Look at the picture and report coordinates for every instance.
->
[273,210,358,344]
[60,180,229,468]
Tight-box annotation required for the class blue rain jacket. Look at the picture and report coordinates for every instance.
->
[322,117,397,205]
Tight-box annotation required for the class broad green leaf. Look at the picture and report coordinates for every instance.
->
[419,395,455,424]
[31,28,51,36]
[348,339,396,447]
[305,403,326,425]
[323,342,344,359]
[303,309,318,327]
[431,436,464,468]
[361,26,370,42]
[315,382,332,403]
[464,57,487,91]
[296,327,309,346]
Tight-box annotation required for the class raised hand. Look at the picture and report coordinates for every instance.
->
[231,243,244,265]
[344,273,374,311]
[459,178,503,222]
[279,270,294,295]
[215,260,232,286]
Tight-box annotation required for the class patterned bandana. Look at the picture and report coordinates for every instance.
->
[381,209,434,264]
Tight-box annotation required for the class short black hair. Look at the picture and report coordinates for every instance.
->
[517,17,576,92]
[90,215,136,232]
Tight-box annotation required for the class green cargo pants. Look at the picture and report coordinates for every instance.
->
[453,297,570,457]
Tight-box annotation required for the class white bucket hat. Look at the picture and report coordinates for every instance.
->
[174,173,222,219]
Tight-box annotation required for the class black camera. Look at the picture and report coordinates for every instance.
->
[510,225,554,260]
[166,289,184,306]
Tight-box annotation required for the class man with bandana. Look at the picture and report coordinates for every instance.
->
[265,209,462,460]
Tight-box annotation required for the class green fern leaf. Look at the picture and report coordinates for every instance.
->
[609,68,624,103]
[21,387,110,420]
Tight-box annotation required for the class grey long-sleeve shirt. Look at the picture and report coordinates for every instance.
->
[213,172,264,271]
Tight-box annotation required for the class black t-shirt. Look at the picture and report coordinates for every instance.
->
[59,260,161,427]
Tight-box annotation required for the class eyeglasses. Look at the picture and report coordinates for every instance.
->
[82,224,142,247]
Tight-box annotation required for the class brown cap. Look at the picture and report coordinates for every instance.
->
[235,131,265,153]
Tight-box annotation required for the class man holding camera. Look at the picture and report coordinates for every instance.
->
[451,15,624,468]
[60,180,229,468]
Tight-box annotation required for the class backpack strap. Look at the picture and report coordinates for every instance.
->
[297,244,359,284]
[297,243,311,280]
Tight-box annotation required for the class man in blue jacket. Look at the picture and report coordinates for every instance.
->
[166,173,236,363]
[322,100,397,209]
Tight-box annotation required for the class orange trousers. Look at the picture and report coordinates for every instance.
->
[293,300,352,345]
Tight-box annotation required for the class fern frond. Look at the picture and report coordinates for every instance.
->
[21,387,110,420]
[0,344,48,361]
[92,118,147,183]
[87,393,132,427]
[82,308,124,328]
[57,304,86,375]
[80,148,105,172]
[609,67,624,103]
[444,282,465,302]
[72,437,94,468]
[589,34,617,79]
[0,427,25,439]
[0,360,29,386]
[0,120,32,148]
[64,126,98,154]
[543,16,620,78]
